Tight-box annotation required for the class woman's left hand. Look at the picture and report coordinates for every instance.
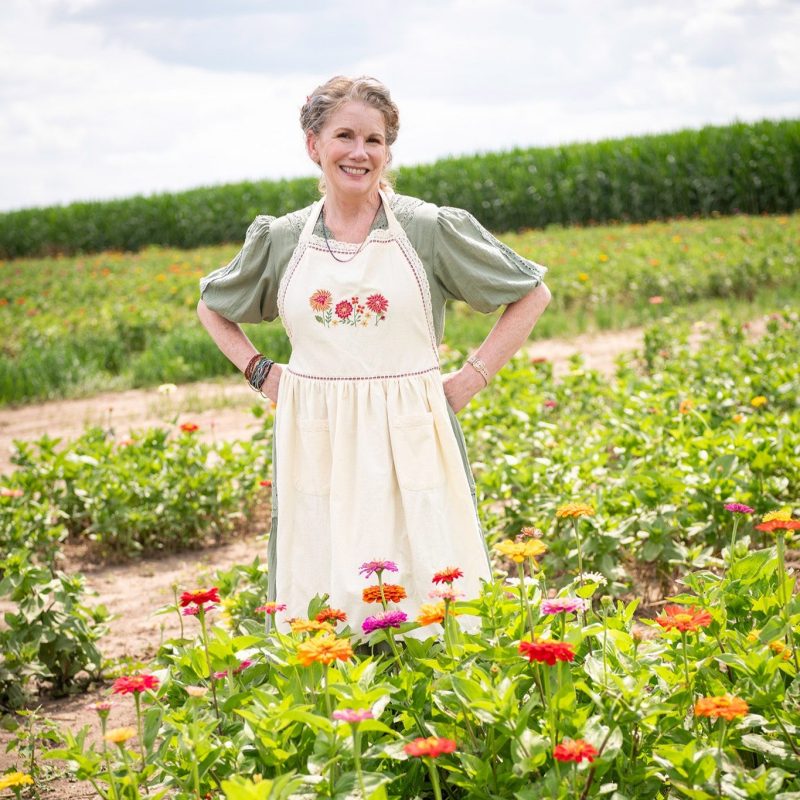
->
[442,366,486,414]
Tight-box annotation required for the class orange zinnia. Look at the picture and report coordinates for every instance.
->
[296,635,353,667]
[755,519,800,533]
[555,502,594,518]
[316,607,348,624]
[417,602,447,626]
[655,605,712,633]
[694,695,749,721]
[362,584,407,604]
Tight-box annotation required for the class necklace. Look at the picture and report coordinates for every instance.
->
[320,200,383,263]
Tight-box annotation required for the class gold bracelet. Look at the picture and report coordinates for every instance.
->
[466,355,490,387]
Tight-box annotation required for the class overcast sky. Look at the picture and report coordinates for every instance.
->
[1,0,798,212]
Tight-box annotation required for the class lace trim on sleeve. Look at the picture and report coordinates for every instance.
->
[441,206,547,282]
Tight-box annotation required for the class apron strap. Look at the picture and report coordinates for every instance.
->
[379,190,405,238]
[299,197,325,243]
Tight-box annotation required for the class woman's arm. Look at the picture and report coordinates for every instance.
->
[197,299,282,402]
[442,282,551,413]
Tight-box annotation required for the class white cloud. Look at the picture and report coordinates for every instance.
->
[0,0,798,211]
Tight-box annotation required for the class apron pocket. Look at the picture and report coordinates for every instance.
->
[293,418,332,495]
[390,412,445,491]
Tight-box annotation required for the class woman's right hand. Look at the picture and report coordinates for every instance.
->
[261,363,283,403]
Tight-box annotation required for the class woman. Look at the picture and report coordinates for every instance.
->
[198,76,551,636]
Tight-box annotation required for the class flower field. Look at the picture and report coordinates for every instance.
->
[0,212,797,404]
[0,306,797,797]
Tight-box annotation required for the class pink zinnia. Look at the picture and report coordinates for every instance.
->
[182,604,216,616]
[540,598,587,615]
[111,674,159,695]
[362,610,407,634]
[724,503,754,514]
[332,708,374,724]
[255,602,287,615]
[358,560,399,578]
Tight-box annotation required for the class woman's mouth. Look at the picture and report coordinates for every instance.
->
[340,166,368,175]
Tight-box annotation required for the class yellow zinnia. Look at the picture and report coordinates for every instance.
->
[495,539,548,564]
[0,773,34,791]
[296,635,353,667]
[104,727,136,744]
[555,503,594,519]
[750,396,767,408]
[417,602,446,626]
[290,618,334,635]
[762,509,792,523]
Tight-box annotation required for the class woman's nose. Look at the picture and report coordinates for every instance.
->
[351,137,368,158]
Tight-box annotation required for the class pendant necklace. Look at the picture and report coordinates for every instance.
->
[321,200,383,263]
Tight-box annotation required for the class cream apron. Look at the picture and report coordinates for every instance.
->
[269,191,492,638]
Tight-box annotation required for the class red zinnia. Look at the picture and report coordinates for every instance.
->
[180,587,221,608]
[335,300,353,319]
[554,739,598,763]
[316,607,348,624]
[404,736,457,758]
[519,638,575,666]
[365,293,389,315]
[655,605,712,633]
[432,567,463,585]
[180,422,199,432]
[112,674,159,695]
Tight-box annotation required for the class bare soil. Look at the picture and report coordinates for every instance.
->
[0,320,771,796]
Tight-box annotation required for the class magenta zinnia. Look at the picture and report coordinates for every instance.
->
[358,560,398,578]
[724,503,754,514]
[362,610,407,634]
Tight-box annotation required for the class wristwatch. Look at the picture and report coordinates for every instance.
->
[466,355,490,387]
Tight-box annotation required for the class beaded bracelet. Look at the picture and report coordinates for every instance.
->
[247,356,274,392]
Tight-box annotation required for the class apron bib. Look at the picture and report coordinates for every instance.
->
[270,192,491,637]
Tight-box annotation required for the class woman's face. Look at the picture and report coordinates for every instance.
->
[306,101,388,202]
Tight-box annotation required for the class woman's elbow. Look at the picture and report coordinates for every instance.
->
[531,281,552,308]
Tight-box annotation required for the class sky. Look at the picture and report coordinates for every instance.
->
[0,0,798,213]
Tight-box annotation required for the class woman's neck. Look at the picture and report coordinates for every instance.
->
[322,189,382,242]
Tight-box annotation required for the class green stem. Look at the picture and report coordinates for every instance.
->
[118,744,141,800]
[323,668,332,719]
[426,758,443,800]
[717,720,727,798]
[728,517,741,568]
[518,562,535,638]
[542,666,556,749]
[571,519,585,589]
[199,608,223,730]
[353,727,368,799]
[134,693,145,765]
[384,627,404,669]
[770,705,800,757]
[680,631,691,689]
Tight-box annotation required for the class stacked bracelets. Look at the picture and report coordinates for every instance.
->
[244,353,274,393]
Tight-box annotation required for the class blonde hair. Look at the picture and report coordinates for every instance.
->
[300,76,399,193]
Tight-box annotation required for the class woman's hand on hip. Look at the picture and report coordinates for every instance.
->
[442,366,485,414]
[261,363,283,404]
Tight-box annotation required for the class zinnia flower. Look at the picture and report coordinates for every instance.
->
[316,607,348,623]
[296,635,354,667]
[362,610,407,634]
[0,487,23,498]
[290,618,334,634]
[432,567,463,585]
[335,300,353,319]
[180,587,221,608]
[180,422,199,432]
[185,685,209,697]
[762,509,792,523]
[540,598,587,615]
[362,584,407,603]
[255,602,287,614]
[724,503,754,514]
[495,539,547,563]
[259,479,272,488]
[755,519,800,533]
[404,737,457,758]
[365,293,389,315]
[417,602,446,626]
[358,560,398,578]
[553,739,598,763]
[182,604,216,617]
[750,396,767,408]
[309,289,332,312]
[111,674,159,694]
[88,700,114,715]
[332,708,374,724]
[104,727,137,744]
[0,773,34,790]
[556,503,594,518]
[429,588,464,602]
[655,605,712,633]
[519,639,575,666]
[694,695,749,721]
[678,399,693,414]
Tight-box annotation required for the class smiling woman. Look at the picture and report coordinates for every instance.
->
[196,75,552,635]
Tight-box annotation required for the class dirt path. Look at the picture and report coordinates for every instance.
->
[0,325,653,476]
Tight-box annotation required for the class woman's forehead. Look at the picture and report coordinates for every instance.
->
[325,101,386,134]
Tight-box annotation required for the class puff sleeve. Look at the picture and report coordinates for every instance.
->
[433,207,547,313]
[199,215,278,323]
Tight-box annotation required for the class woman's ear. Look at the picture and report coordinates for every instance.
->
[306,131,319,164]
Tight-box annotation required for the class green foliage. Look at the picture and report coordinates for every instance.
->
[50,533,800,798]
[1,119,798,258]
[0,557,109,709]
[1,212,798,404]
[2,424,269,560]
